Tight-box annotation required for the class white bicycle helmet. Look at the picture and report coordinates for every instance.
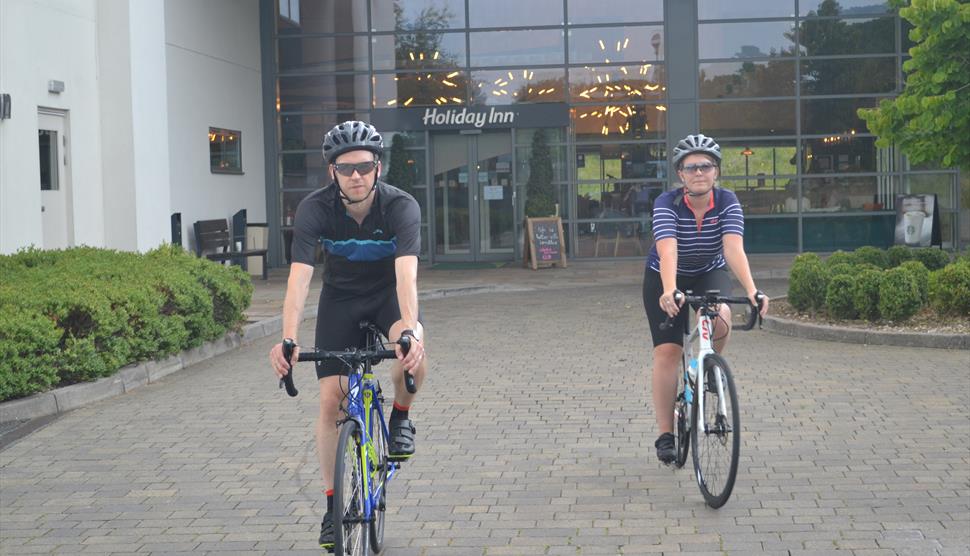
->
[322,121,384,164]
[672,134,721,169]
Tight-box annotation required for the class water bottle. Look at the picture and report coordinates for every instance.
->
[687,358,698,380]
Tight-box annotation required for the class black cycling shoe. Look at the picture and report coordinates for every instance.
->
[388,418,416,461]
[655,432,676,464]
[319,511,335,551]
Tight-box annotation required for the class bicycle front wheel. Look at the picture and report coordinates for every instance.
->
[674,364,692,468]
[368,394,389,553]
[690,354,740,508]
[334,420,368,555]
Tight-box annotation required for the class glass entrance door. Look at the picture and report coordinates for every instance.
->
[432,130,514,261]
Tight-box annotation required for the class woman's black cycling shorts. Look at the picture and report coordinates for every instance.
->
[642,266,733,347]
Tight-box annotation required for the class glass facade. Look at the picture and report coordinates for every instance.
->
[268,0,960,264]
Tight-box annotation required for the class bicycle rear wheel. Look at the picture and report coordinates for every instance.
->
[690,354,740,508]
[368,392,389,553]
[674,364,692,468]
[334,420,368,555]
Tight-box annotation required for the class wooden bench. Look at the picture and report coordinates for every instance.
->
[193,219,268,279]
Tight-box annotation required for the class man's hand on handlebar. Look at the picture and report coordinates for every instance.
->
[397,329,424,373]
[269,340,299,379]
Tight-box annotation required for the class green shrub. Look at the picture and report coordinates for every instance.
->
[825,250,858,267]
[853,246,890,269]
[825,274,858,320]
[878,267,922,322]
[852,268,883,321]
[898,260,930,302]
[928,261,970,316]
[886,245,914,268]
[0,245,253,401]
[788,253,828,313]
[827,262,858,278]
[911,247,950,271]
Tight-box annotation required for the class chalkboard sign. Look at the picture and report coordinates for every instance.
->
[524,217,567,270]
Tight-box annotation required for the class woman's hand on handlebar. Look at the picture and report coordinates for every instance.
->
[659,289,683,318]
[269,340,299,379]
[747,290,770,317]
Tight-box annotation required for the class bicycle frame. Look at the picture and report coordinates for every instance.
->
[682,307,728,437]
[351,352,398,525]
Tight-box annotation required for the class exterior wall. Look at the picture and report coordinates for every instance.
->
[164,0,266,252]
[0,0,104,253]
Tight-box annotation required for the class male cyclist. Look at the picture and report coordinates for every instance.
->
[268,121,427,549]
[643,133,769,464]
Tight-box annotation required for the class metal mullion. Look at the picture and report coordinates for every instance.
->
[800,53,898,61]
[798,92,896,100]
[714,135,799,141]
[572,138,668,146]
[565,21,664,30]
[803,171,901,180]
[697,16,796,24]
[698,96,797,103]
[698,56,794,64]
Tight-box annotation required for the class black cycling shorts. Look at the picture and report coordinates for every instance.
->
[642,266,733,347]
[313,286,423,379]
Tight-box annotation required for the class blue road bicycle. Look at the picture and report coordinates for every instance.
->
[280,321,414,555]
[661,290,763,508]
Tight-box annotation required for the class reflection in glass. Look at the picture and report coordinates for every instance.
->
[573,104,666,141]
[718,140,797,182]
[370,0,465,32]
[801,0,891,17]
[569,65,665,103]
[373,71,469,108]
[743,218,799,253]
[568,26,663,64]
[279,74,371,112]
[576,180,653,257]
[575,143,666,181]
[803,214,895,250]
[801,97,879,135]
[515,128,565,145]
[477,132,515,253]
[698,21,797,60]
[699,61,796,98]
[381,132,427,191]
[698,0,794,19]
[281,153,327,190]
[470,69,566,105]
[280,112,370,152]
[720,180,792,215]
[278,36,370,73]
[278,0,369,34]
[799,17,895,56]
[803,176,894,212]
[282,190,314,226]
[700,100,796,137]
[515,144,568,184]
[905,174,955,209]
[372,32,466,71]
[803,136,893,174]
[567,0,663,24]
[469,0,562,28]
[433,136,470,254]
[800,57,896,95]
[469,29,564,66]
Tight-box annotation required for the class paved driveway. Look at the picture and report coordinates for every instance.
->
[2,285,968,555]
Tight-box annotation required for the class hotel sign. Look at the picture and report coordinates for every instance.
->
[371,103,568,131]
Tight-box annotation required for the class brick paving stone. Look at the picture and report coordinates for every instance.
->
[1,284,968,555]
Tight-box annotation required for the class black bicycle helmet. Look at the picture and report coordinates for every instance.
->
[672,134,721,169]
[322,121,384,164]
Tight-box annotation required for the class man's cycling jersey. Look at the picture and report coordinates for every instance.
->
[646,187,744,276]
[291,181,421,295]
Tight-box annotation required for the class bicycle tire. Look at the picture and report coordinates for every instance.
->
[690,353,740,508]
[368,390,389,553]
[334,420,368,555]
[674,364,691,468]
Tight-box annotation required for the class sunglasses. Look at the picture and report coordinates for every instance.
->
[680,163,718,174]
[333,160,378,177]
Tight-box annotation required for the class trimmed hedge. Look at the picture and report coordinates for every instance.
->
[0,246,253,402]
[787,246,967,323]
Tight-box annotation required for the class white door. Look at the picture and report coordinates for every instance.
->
[38,111,71,249]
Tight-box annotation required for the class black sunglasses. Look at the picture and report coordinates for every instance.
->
[333,161,378,177]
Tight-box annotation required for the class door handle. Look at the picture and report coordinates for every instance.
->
[41,206,46,212]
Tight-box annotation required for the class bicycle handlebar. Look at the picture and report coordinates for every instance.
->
[659,290,765,332]
[279,336,412,398]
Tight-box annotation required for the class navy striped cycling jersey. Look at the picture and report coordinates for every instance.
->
[291,181,421,295]
[646,187,744,276]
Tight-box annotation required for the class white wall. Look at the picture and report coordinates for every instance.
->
[164,0,266,252]
[0,0,104,253]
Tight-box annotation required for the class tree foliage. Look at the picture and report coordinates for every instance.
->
[385,134,415,195]
[859,0,970,170]
[524,129,556,217]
